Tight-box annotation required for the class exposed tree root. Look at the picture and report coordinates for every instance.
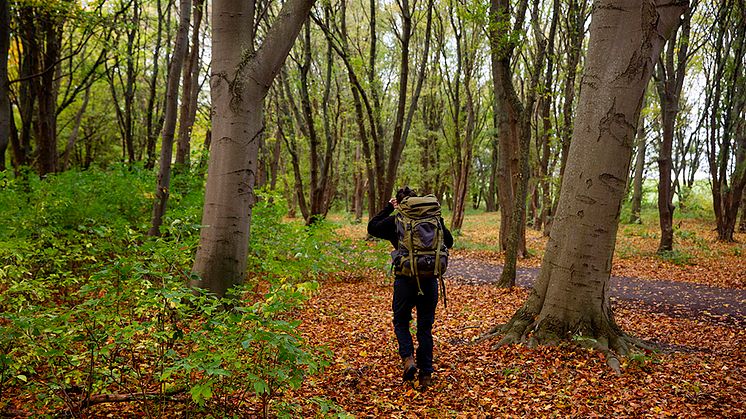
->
[480,309,660,375]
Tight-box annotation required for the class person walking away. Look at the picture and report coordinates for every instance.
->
[367,186,454,390]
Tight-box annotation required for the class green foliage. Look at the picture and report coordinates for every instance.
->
[657,250,695,266]
[0,169,357,416]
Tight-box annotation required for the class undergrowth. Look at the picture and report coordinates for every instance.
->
[0,167,363,418]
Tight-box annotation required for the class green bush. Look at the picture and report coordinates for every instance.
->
[1,169,361,417]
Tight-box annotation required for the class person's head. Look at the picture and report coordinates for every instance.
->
[396,186,417,203]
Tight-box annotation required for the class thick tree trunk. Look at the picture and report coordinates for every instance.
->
[191,0,315,297]
[148,0,191,236]
[487,0,685,360]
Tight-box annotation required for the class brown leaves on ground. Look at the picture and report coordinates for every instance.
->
[290,273,745,417]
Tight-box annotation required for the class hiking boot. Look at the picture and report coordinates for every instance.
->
[402,356,417,381]
[418,373,432,391]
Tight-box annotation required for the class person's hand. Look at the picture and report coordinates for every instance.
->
[389,197,398,208]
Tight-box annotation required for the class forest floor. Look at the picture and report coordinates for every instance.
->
[282,212,745,417]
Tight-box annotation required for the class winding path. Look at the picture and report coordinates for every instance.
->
[447,257,746,329]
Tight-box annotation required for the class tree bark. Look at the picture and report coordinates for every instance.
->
[191,0,316,297]
[487,0,685,360]
[148,0,191,236]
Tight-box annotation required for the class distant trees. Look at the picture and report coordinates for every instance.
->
[703,0,746,242]
[0,0,743,282]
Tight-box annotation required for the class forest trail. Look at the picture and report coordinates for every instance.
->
[448,257,746,329]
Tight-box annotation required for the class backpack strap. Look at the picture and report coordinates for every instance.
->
[435,222,447,309]
[408,220,424,295]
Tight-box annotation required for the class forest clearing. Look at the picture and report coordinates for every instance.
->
[2,0,746,417]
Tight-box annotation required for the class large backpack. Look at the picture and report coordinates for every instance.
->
[393,194,449,305]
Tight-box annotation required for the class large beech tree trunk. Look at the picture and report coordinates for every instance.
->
[191,0,315,297]
[485,0,685,361]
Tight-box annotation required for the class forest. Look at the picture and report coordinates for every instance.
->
[0,0,744,416]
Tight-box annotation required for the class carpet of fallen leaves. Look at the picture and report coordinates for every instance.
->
[287,272,745,417]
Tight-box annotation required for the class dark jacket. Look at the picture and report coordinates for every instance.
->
[367,202,454,250]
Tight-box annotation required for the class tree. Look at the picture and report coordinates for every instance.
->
[654,2,694,252]
[175,0,207,170]
[489,0,529,259]
[705,0,746,242]
[482,0,686,364]
[191,0,316,297]
[492,0,549,287]
[148,0,192,237]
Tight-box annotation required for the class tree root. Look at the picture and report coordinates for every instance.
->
[480,314,661,375]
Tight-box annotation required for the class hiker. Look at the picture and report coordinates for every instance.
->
[367,186,454,390]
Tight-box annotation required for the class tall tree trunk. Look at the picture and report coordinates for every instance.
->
[537,0,560,233]
[655,6,692,252]
[380,0,433,209]
[191,0,316,297]
[497,0,548,288]
[145,0,166,170]
[486,0,685,361]
[629,109,647,224]
[175,0,206,169]
[148,0,191,236]
[485,132,499,212]
[490,0,529,257]
[35,13,63,176]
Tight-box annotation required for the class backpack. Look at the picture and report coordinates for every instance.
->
[393,194,449,306]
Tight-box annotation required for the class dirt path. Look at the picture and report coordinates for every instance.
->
[447,257,746,329]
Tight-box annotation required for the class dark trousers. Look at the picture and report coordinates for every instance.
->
[392,275,438,375]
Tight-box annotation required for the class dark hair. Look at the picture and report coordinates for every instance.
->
[396,186,417,203]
